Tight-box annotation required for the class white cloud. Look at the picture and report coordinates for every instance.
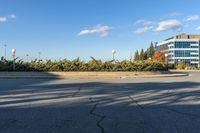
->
[186,15,199,21]
[196,26,200,30]
[8,14,16,19]
[78,24,111,37]
[134,19,154,34]
[0,17,7,22]
[0,14,16,23]
[135,19,153,26]
[135,26,153,34]
[168,12,183,17]
[155,19,182,32]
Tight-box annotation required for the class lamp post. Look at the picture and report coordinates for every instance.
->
[130,51,133,62]
[112,49,116,60]
[26,54,29,62]
[38,52,41,61]
[165,53,168,64]
[4,44,7,60]
[12,49,16,72]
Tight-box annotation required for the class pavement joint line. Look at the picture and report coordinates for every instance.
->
[89,97,105,133]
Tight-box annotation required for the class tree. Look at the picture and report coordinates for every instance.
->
[152,51,165,62]
[144,51,148,60]
[139,49,144,60]
[134,50,140,61]
[147,42,155,58]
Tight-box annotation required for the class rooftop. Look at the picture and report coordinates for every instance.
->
[165,34,200,41]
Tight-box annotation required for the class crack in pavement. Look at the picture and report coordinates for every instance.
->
[129,93,200,133]
[174,118,182,133]
[128,95,162,133]
[71,85,82,97]
[128,96,143,109]
[113,118,119,133]
[0,119,22,129]
[129,85,200,118]
[161,106,200,118]
[89,97,106,133]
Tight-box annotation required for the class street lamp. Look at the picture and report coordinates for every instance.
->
[112,49,116,60]
[4,44,7,60]
[165,53,168,64]
[38,52,41,61]
[12,49,16,72]
[26,54,29,62]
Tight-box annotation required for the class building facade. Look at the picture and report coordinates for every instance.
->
[156,34,200,68]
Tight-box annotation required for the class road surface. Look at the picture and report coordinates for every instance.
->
[0,71,200,133]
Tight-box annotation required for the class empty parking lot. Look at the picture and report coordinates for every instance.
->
[0,71,200,133]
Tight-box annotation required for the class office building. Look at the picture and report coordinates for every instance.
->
[156,34,200,67]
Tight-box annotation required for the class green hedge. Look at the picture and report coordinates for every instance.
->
[0,57,168,71]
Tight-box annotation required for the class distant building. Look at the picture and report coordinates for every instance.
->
[156,34,200,68]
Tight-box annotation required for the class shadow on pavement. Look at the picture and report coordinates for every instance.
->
[0,79,200,133]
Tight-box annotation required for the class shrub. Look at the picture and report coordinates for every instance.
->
[0,57,168,72]
[176,62,186,70]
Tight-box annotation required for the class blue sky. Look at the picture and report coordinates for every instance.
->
[1,0,200,61]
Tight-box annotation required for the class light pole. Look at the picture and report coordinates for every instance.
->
[165,53,168,64]
[130,51,132,62]
[112,49,116,60]
[26,54,29,62]
[4,44,7,60]
[12,49,16,72]
[38,52,41,61]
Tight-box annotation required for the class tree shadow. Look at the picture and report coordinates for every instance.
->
[0,80,200,133]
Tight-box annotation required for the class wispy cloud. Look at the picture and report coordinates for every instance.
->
[134,19,154,34]
[134,19,182,33]
[196,26,200,30]
[168,12,183,17]
[155,19,182,32]
[0,17,7,22]
[135,19,154,26]
[134,13,200,34]
[8,14,16,19]
[0,14,16,23]
[135,26,153,34]
[186,15,199,21]
[78,24,111,37]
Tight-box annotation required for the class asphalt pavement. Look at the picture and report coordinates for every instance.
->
[0,71,200,133]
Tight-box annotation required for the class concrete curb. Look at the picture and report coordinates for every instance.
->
[124,73,188,78]
[0,72,188,79]
[0,76,59,79]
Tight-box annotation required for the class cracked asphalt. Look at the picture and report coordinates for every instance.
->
[0,71,200,133]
